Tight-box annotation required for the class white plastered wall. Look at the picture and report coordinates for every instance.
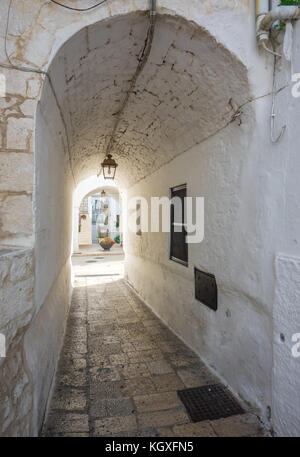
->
[125,100,274,425]
[270,17,300,437]
[23,75,74,436]
[124,16,300,435]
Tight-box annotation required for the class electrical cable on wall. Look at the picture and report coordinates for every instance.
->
[3,0,109,71]
[49,0,107,12]
[0,0,90,186]
[270,34,286,143]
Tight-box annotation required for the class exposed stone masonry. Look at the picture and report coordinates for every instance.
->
[0,70,42,246]
[0,248,34,436]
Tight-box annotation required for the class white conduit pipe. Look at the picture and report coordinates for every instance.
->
[256,2,300,54]
[255,2,300,143]
[259,6,300,34]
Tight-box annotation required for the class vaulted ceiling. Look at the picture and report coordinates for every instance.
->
[46,11,249,187]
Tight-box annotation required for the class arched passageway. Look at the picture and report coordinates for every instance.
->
[1,0,300,438]
[72,176,122,253]
[42,11,248,186]
[28,9,251,435]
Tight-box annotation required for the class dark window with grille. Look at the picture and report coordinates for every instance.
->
[170,184,188,266]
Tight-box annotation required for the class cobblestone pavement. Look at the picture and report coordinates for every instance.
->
[42,257,266,437]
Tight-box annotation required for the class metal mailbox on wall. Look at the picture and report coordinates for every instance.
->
[194,267,218,311]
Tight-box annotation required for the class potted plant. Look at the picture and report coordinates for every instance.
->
[99,236,115,251]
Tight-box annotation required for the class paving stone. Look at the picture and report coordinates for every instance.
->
[68,316,86,327]
[63,340,87,355]
[152,333,180,343]
[88,322,115,330]
[127,350,164,363]
[42,277,266,437]
[156,427,176,437]
[90,380,126,399]
[131,429,161,437]
[173,421,217,437]
[147,360,174,375]
[138,409,189,429]
[88,351,110,364]
[90,397,135,419]
[122,362,151,379]
[176,366,217,388]
[119,320,142,328]
[122,377,157,396]
[152,373,185,392]
[134,391,182,413]
[64,329,87,341]
[145,326,166,337]
[93,415,137,436]
[44,413,89,435]
[168,353,201,367]
[89,366,121,382]
[121,343,136,353]
[102,335,121,344]
[51,387,87,411]
[159,342,181,354]
[89,343,122,355]
[59,356,86,371]
[57,433,89,437]
[210,413,266,437]
[109,353,129,366]
[142,319,159,327]
[117,317,140,325]
[104,429,158,437]
[57,370,87,387]
[132,340,159,351]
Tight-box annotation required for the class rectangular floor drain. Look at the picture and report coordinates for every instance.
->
[177,384,244,423]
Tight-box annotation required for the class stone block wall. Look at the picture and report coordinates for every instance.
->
[0,68,42,248]
[0,248,34,436]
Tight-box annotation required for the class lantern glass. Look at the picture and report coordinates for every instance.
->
[101,154,118,180]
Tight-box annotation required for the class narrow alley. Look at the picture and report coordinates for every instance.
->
[42,254,265,437]
[2,0,300,439]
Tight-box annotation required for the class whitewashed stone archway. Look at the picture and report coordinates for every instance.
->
[3,0,300,439]
[0,0,254,436]
[72,175,120,252]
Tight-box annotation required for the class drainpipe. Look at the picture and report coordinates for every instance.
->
[256,1,300,143]
[256,1,300,53]
[256,0,271,46]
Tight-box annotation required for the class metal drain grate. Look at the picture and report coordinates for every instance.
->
[177,384,244,423]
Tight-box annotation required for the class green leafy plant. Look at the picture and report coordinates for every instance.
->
[273,20,286,31]
[114,235,120,244]
[279,1,300,5]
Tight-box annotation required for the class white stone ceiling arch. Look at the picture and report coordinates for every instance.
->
[73,175,118,208]
[42,11,249,188]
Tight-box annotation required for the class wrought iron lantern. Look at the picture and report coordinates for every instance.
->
[101,154,118,180]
